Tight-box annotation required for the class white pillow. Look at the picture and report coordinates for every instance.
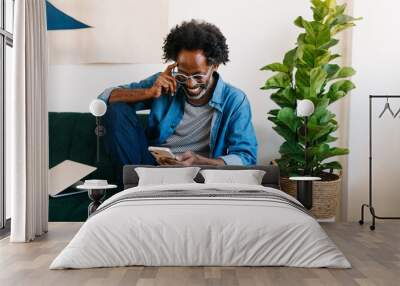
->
[135,167,201,186]
[200,169,266,185]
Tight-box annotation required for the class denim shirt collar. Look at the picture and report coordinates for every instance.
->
[208,72,225,112]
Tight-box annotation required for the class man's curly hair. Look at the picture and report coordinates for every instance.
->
[162,19,229,65]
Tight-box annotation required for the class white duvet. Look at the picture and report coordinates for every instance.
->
[50,183,350,269]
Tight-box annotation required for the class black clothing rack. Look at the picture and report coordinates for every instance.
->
[359,95,400,230]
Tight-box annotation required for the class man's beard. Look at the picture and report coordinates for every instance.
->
[182,80,211,100]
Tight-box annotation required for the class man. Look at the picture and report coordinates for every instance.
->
[98,19,257,167]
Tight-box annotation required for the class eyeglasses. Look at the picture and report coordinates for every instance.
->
[172,67,212,84]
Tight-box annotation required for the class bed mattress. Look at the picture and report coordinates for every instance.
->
[50,183,350,269]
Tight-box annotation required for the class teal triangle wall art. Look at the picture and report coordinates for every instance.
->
[46,0,91,30]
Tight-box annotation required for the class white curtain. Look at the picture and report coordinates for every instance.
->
[8,0,49,242]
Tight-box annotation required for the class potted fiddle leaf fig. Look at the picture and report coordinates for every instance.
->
[260,0,361,218]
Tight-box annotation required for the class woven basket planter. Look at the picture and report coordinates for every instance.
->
[280,172,341,219]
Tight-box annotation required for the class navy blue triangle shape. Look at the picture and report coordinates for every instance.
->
[46,0,91,30]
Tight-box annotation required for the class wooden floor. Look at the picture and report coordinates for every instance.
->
[0,222,399,286]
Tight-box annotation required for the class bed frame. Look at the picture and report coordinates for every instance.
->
[123,165,281,190]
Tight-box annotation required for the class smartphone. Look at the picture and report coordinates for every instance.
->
[148,146,176,160]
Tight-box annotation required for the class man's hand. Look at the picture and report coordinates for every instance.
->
[156,151,225,166]
[148,63,178,98]
[156,156,181,166]
[175,151,203,166]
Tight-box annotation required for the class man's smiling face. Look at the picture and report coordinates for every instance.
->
[175,49,216,100]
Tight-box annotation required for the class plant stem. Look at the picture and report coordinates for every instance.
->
[304,117,308,176]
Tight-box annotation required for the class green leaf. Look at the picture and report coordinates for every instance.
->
[280,87,297,106]
[310,145,349,161]
[316,97,330,109]
[279,142,305,163]
[311,0,323,8]
[315,27,331,48]
[307,105,336,140]
[332,14,362,27]
[273,125,297,142]
[268,116,279,126]
[297,44,329,67]
[295,69,310,97]
[310,67,328,97]
[332,23,356,35]
[323,64,340,78]
[320,38,339,49]
[311,6,329,21]
[295,67,327,98]
[315,52,331,66]
[309,143,329,157]
[308,122,336,142]
[326,80,356,103]
[270,89,296,108]
[310,105,336,125]
[269,88,296,108]
[294,16,304,28]
[325,135,338,143]
[326,0,336,9]
[270,94,289,108]
[335,4,347,16]
[323,147,349,160]
[296,45,314,67]
[262,73,291,90]
[320,161,343,171]
[260,63,289,73]
[329,54,341,61]
[332,67,356,79]
[313,134,338,145]
[277,107,300,133]
[268,109,280,116]
[297,33,307,46]
[283,48,297,70]
[276,157,302,176]
[295,68,309,87]
[329,118,338,125]
[302,19,315,35]
[301,20,331,47]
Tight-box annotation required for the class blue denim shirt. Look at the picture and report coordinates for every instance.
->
[98,72,258,165]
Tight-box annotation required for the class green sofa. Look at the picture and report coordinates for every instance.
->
[48,112,147,222]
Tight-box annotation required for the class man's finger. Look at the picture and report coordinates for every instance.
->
[180,151,194,161]
[155,86,162,97]
[164,158,180,165]
[163,75,177,92]
[159,157,174,165]
[159,79,173,94]
[159,78,175,94]
[161,74,177,91]
[180,159,193,166]
[176,154,188,161]
[164,62,178,74]
[156,157,163,165]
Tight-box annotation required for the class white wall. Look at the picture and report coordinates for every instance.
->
[48,0,314,165]
[347,0,400,221]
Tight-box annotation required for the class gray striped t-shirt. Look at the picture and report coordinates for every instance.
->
[160,100,214,157]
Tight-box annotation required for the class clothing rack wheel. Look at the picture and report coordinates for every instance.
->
[359,95,400,231]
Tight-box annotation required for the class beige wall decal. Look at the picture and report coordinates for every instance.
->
[48,0,169,64]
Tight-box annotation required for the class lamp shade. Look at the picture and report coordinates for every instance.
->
[89,99,107,117]
[296,99,315,117]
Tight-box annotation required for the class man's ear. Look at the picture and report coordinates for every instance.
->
[210,64,219,76]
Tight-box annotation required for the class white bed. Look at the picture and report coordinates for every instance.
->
[50,183,350,269]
